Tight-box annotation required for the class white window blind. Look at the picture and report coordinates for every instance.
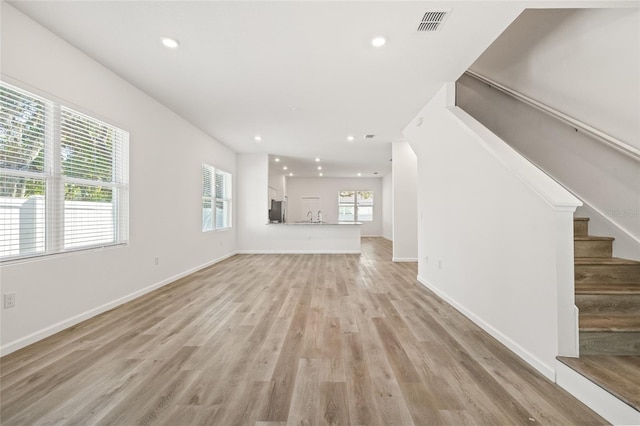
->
[202,164,232,231]
[0,81,129,261]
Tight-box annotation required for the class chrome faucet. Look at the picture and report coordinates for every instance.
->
[317,210,322,222]
[307,211,313,221]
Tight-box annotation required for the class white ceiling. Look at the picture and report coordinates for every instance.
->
[7,1,626,178]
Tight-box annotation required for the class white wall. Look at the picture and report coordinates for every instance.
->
[268,162,285,202]
[237,156,362,253]
[462,8,640,259]
[0,4,237,354]
[237,153,269,250]
[471,8,639,147]
[404,84,581,379]
[286,177,383,237]
[391,141,418,261]
[382,173,393,241]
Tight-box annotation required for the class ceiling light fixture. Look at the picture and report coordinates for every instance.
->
[254,135,262,142]
[161,37,180,49]
[371,37,386,47]
[357,172,362,177]
[274,158,280,162]
[317,166,322,170]
[283,166,288,170]
[289,173,293,177]
[315,157,320,162]
[319,173,323,177]
[347,135,354,141]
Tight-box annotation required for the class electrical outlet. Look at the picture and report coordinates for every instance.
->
[154,257,159,266]
[4,292,16,309]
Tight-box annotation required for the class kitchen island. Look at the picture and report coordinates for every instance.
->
[256,221,362,253]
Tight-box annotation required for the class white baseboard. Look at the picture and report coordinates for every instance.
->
[393,257,418,262]
[236,249,360,254]
[556,360,640,425]
[416,275,555,381]
[0,251,237,356]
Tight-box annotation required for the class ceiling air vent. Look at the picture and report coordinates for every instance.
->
[417,10,450,32]
[363,134,376,139]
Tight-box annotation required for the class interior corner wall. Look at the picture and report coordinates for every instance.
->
[391,141,417,261]
[0,4,237,354]
[382,173,393,241]
[237,153,269,251]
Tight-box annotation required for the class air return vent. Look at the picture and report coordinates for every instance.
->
[363,134,376,139]
[417,10,450,32]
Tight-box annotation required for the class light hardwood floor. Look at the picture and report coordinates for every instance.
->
[0,238,606,425]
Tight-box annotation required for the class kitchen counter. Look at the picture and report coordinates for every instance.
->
[267,221,362,225]
[246,221,362,253]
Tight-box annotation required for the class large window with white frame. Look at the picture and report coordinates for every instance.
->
[202,164,232,231]
[0,81,129,261]
[338,190,373,222]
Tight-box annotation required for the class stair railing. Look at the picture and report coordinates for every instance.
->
[464,70,640,163]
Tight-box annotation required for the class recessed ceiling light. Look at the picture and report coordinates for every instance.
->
[254,135,262,142]
[275,158,280,162]
[283,166,288,170]
[357,172,362,177]
[289,173,293,177]
[371,37,386,47]
[347,135,354,141]
[317,166,322,170]
[161,37,180,49]
[319,173,323,177]
[315,157,320,162]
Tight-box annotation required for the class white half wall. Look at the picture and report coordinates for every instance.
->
[392,141,417,261]
[286,177,383,237]
[404,84,581,379]
[0,4,237,355]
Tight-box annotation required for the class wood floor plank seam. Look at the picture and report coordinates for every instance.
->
[0,238,608,425]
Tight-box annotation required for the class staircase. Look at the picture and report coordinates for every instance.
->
[573,217,640,355]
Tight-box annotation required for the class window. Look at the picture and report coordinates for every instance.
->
[202,164,232,231]
[0,81,129,261]
[338,190,373,222]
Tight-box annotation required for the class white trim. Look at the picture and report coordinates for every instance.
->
[556,360,640,425]
[447,106,582,212]
[0,251,237,356]
[236,249,361,255]
[417,275,555,381]
[393,257,418,262]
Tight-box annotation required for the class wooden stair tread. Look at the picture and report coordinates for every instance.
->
[557,355,640,411]
[580,314,640,332]
[575,283,640,295]
[574,217,590,222]
[574,257,640,266]
[573,236,615,241]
